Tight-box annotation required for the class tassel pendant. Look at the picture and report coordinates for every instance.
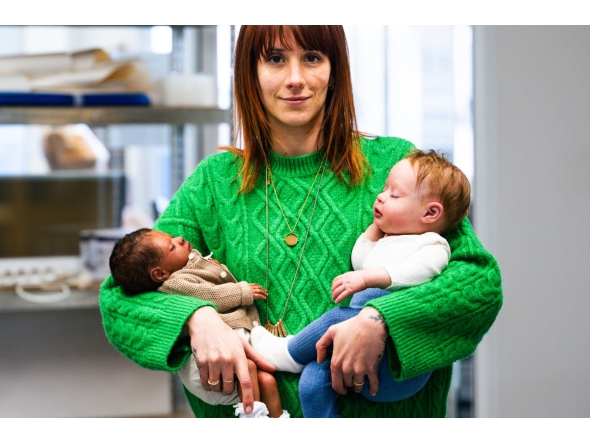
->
[265,319,288,337]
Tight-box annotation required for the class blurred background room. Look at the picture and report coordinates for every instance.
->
[0,25,588,418]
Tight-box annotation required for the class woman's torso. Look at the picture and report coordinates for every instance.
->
[172,136,413,335]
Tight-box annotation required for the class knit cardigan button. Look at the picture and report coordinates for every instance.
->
[220,271,227,278]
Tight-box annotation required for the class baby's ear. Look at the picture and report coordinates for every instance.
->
[422,202,444,224]
[150,266,169,283]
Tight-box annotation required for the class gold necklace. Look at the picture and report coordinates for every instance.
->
[267,160,325,247]
[264,158,327,337]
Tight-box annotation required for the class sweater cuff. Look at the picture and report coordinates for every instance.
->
[99,276,217,372]
[239,281,254,306]
[384,336,402,379]
[365,291,441,380]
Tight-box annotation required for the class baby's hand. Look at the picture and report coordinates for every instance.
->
[331,271,367,303]
[249,283,268,300]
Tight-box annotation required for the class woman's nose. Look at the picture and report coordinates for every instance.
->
[286,61,305,89]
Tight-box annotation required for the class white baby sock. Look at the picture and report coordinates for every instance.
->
[234,401,269,418]
[250,326,304,373]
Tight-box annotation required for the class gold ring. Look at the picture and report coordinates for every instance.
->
[353,380,364,386]
[207,379,220,386]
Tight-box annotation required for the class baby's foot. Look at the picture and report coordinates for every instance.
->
[234,401,269,418]
[250,326,304,373]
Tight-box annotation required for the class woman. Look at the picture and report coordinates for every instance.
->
[99,25,502,418]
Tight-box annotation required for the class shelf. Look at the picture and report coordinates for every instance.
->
[0,288,100,313]
[0,106,232,126]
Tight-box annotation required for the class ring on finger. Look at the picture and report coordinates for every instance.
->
[207,379,220,386]
[223,379,234,384]
[353,380,364,387]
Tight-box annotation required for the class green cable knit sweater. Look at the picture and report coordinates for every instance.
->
[99,136,502,418]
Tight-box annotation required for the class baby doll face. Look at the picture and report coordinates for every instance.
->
[373,159,438,235]
[149,231,193,276]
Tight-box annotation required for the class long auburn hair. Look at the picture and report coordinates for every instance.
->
[225,25,369,193]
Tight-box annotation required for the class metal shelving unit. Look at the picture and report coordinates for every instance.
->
[0,289,100,313]
[0,106,231,126]
[0,25,231,418]
[0,25,233,314]
[0,105,232,192]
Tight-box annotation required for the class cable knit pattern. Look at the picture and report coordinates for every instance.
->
[99,136,502,418]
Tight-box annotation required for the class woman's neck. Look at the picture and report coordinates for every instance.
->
[269,123,323,157]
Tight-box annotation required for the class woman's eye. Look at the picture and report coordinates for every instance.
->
[305,53,321,63]
[268,55,283,64]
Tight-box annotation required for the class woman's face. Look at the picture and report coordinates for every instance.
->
[257,36,332,135]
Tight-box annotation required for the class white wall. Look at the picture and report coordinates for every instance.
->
[473,26,590,418]
[0,309,173,417]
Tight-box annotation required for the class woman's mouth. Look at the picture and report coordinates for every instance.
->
[283,96,308,105]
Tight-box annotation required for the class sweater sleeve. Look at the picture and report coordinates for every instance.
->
[350,236,375,271]
[99,156,222,371]
[160,275,254,313]
[99,276,215,371]
[365,218,503,380]
[385,241,450,290]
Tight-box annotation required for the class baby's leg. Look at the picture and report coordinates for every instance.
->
[349,288,390,309]
[251,306,359,372]
[257,370,286,418]
[288,306,358,364]
[358,349,433,402]
[299,359,340,418]
[250,327,304,372]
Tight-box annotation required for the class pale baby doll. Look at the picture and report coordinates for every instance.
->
[251,149,471,417]
[109,228,289,418]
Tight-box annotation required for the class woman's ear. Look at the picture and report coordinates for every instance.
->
[149,266,169,283]
[422,202,444,224]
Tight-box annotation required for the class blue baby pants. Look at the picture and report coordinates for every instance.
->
[287,288,432,418]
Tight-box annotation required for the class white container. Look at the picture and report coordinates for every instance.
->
[80,228,132,282]
[155,74,217,107]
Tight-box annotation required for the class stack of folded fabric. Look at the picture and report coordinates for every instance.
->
[0,48,153,106]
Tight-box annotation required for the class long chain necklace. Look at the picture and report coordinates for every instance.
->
[264,158,327,337]
[267,160,325,247]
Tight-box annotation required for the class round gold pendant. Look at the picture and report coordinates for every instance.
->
[284,233,299,247]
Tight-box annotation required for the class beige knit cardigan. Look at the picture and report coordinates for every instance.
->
[158,249,260,331]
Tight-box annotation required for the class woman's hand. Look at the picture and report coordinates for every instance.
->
[186,306,275,414]
[315,307,388,396]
